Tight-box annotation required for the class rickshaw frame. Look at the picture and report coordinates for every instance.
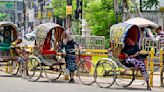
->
[94,22,153,89]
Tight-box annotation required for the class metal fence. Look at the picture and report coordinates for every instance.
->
[142,11,164,28]
[71,35,105,49]
[141,37,164,54]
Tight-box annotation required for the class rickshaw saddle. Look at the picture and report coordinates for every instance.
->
[41,50,56,55]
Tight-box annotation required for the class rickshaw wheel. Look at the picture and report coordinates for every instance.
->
[8,61,20,75]
[94,60,116,88]
[25,55,43,82]
[77,59,95,85]
[115,68,135,87]
[44,64,62,82]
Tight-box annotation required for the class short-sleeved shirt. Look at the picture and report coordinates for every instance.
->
[121,44,140,58]
[59,40,77,55]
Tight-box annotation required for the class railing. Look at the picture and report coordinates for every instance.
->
[141,37,161,54]
[142,11,160,24]
[142,11,164,28]
[149,47,164,87]
[71,35,105,50]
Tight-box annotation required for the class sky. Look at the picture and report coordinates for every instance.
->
[160,0,164,6]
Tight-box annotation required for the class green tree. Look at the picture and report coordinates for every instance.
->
[52,0,66,18]
[142,0,159,10]
[52,0,77,18]
[85,0,117,48]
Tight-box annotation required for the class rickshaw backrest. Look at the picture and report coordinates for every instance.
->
[43,31,52,50]
[110,23,140,57]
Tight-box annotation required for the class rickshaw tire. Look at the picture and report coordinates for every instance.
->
[9,61,20,75]
[94,60,116,88]
[77,60,96,85]
[115,68,135,87]
[25,56,43,82]
[44,65,62,82]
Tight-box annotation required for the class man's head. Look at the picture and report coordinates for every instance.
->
[155,26,162,33]
[61,31,72,45]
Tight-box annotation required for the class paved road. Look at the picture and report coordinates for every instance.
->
[0,71,164,92]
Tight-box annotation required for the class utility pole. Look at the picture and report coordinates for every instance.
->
[66,0,72,33]
[39,0,43,24]
[140,0,142,12]
[15,0,17,23]
[122,0,131,21]
[114,0,119,23]
[23,0,26,33]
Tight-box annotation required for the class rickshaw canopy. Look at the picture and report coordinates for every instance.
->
[35,23,65,51]
[110,23,140,44]
[0,21,19,31]
[0,21,19,51]
[125,17,159,28]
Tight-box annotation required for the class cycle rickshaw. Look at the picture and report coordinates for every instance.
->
[24,23,65,82]
[0,21,20,75]
[94,23,152,89]
[25,23,95,84]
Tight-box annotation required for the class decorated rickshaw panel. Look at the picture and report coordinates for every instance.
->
[110,23,140,57]
[110,23,136,45]
[35,24,64,47]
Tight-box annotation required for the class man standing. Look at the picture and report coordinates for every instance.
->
[59,31,77,83]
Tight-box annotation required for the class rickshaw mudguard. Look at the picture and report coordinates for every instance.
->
[97,58,118,68]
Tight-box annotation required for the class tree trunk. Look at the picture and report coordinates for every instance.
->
[122,0,130,22]
[114,0,119,23]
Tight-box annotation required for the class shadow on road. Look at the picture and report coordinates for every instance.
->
[35,80,68,84]
[0,75,21,78]
[110,87,147,91]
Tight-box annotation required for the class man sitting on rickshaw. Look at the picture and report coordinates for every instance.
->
[119,37,151,90]
[155,26,164,43]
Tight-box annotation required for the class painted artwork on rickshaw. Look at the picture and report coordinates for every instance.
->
[110,23,140,45]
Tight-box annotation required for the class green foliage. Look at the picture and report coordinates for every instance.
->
[52,0,77,19]
[52,0,66,18]
[85,0,117,48]
[142,0,159,10]
[159,7,164,12]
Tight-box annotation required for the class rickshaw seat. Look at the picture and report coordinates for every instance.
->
[41,50,56,55]
[0,43,11,51]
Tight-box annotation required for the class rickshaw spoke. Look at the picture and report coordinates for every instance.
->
[77,60,95,85]
[94,60,116,88]
[25,56,42,82]
[44,64,62,82]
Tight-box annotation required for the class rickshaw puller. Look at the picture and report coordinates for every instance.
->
[59,31,78,83]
